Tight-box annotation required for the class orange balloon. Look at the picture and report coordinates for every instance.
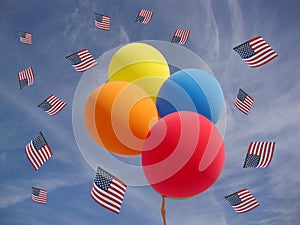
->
[84,86,104,147]
[84,81,158,156]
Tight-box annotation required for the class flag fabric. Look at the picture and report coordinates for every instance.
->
[135,9,154,24]
[18,67,34,89]
[234,89,254,115]
[25,132,52,170]
[95,13,110,31]
[20,31,32,45]
[38,94,66,116]
[233,36,278,68]
[243,142,276,168]
[32,187,47,204]
[225,189,260,214]
[91,167,127,214]
[171,29,190,45]
[65,49,98,72]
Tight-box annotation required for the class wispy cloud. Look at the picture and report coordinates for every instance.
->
[0,83,80,166]
[203,0,221,59]
[0,173,90,208]
[228,0,245,43]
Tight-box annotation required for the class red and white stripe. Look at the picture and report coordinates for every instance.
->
[95,15,110,30]
[44,94,66,116]
[73,49,98,72]
[18,67,34,85]
[20,32,32,45]
[233,189,260,214]
[245,36,278,68]
[25,141,52,170]
[138,9,153,24]
[174,29,190,44]
[248,142,275,168]
[234,95,254,115]
[32,188,47,204]
[91,178,127,214]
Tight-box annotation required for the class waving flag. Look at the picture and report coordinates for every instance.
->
[91,167,127,214]
[233,36,278,68]
[18,67,34,89]
[135,9,153,24]
[32,187,47,204]
[95,13,110,31]
[20,31,32,45]
[243,142,276,168]
[65,49,98,72]
[234,89,254,115]
[38,94,66,116]
[171,29,190,45]
[225,189,260,214]
[25,132,52,170]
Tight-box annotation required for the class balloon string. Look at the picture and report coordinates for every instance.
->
[161,195,167,225]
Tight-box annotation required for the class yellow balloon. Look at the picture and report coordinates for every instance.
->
[108,43,170,102]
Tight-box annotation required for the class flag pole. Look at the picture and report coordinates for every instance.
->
[161,195,167,225]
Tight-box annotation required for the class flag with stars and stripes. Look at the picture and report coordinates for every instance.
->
[32,187,47,204]
[18,67,34,89]
[25,132,52,170]
[38,94,66,116]
[20,31,32,45]
[225,189,260,214]
[95,13,110,31]
[135,9,153,24]
[65,49,98,72]
[91,167,127,214]
[234,89,254,115]
[233,36,278,68]
[171,29,190,45]
[243,142,276,168]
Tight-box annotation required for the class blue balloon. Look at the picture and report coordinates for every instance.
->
[156,68,224,124]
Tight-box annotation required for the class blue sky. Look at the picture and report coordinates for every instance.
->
[1,0,300,224]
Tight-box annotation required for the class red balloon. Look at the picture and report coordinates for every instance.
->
[142,111,225,198]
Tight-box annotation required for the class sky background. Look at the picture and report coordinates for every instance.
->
[1,0,300,224]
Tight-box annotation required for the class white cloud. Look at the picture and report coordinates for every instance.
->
[0,83,80,165]
[228,0,245,43]
[0,175,90,208]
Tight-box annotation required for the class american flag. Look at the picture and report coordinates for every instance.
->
[20,31,32,45]
[25,132,52,170]
[233,36,278,68]
[38,94,66,116]
[65,49,98,72]
[135,9,154,24]
[225,189,260,214]
[18,67,34,89]
[171,29,190,45]
[234,89,254,115]
[32,187,47,204]
[243,142,276,168]
[95,13,110,31]
[91,167,127,214]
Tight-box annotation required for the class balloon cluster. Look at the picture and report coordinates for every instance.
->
[84,43,226,199]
